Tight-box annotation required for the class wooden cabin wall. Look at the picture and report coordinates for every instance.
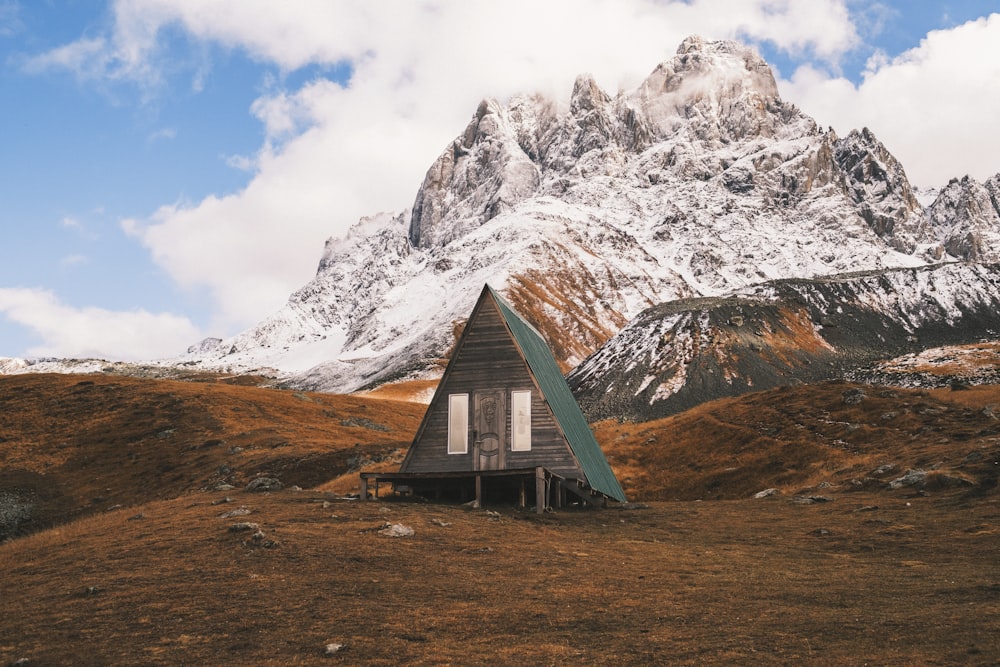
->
[402,301,583,478]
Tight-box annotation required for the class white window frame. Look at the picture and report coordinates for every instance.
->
[510,390,532,452]
[447,393,469,454]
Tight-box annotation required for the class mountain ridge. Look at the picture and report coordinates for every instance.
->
[4,36,999,397]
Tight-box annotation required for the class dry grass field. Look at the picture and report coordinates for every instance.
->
[1,373,999,665]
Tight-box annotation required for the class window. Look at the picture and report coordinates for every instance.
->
[447,394,469,454]
[511,390,531,451]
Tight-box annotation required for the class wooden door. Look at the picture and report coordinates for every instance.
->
[473,390,505,471]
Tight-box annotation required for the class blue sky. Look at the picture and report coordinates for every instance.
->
[1,1,998,362]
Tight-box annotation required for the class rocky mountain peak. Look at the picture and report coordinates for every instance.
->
[926,174,1000,260]
[632,36,793,145]
[408,97,541,248]
[832,127,925,251]
[156,36,1000,395]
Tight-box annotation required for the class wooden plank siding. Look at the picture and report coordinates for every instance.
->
[400,295,584,479]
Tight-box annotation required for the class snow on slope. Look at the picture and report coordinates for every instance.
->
[568,262,1000,421]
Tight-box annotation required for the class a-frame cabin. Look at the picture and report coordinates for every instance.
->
[360,284,627,511]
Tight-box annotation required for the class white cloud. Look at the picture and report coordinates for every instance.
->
[23,37,113,78]
[781,13,1000,186]
[59,254,90,268]
[146,126,176,143]
[0,287,203,361]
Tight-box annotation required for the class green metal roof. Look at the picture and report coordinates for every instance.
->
[488,285,627,503]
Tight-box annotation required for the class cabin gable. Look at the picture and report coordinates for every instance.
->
[401,292,584,479]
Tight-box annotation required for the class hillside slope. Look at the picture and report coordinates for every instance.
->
[1,377,999,664]
[0,374,422,540]
[570,262,1000,421]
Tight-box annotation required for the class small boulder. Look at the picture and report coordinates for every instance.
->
[888,469,927,490]
[753,488,779,499]
[842,388,866,404]
[228,522,260,532]
[378,523,414,537]
[245,477,283,493]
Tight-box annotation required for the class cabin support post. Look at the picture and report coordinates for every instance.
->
[475,475,482,508]
[535,467,545,514]
[519,479,526,508]
[359,475,368,501]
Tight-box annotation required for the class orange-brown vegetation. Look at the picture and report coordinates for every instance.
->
[0,373,423,533]
[1,374,999,665]
[597,380,1000,501]
[507,266,630,372]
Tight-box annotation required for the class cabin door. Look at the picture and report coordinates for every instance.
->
[473,390,505,471]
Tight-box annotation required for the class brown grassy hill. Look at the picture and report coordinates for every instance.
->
[597,380,1000,501]
[2,374,999,664]
[1,486,998,665]
[0,373,423,538]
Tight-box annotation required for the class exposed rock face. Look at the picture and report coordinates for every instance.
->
[926,175,1000,261]
[118,37,1000,394]
[409,99,542,248]
[833,127,925,251]
[567,263,1000,422]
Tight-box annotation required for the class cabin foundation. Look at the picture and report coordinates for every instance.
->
[360,467,610,513]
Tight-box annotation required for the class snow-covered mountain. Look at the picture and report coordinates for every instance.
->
[567,262,1000,421]
[8,36,999,394]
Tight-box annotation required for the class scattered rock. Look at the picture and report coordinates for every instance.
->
[212,497,234,506]
[809,528,832,536]
[214,483,236,491]
[853,505,880,512]
[792,496,833,505]
[219,507,252,518]
[323,642,344,656]
[870,464,896,476]
[340,416,390,432]
[430,518,451,527]
[127,513,145,521]
[486,510,502,520]
[466,546,493,554]
[378,523,414,538]
[245,477,283,493]
[228,522,260,533]
[842,388,866,404]
[753,488,780,499]
[620,502,650,510]
[888,469,927,489]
